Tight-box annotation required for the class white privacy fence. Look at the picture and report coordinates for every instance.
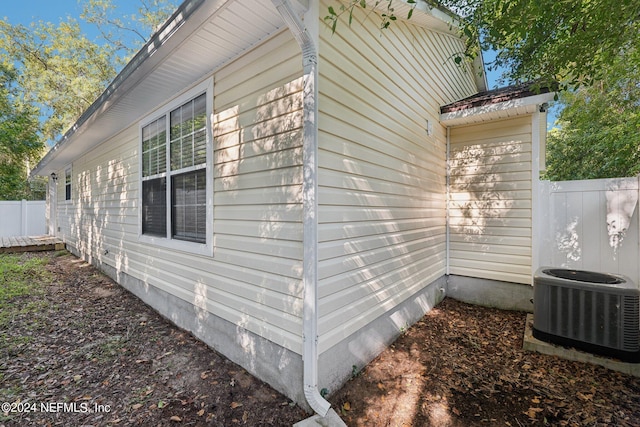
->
[0,200,47,238]
[539,176,640,286]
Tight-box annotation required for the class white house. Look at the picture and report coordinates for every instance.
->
[31,0,554,417]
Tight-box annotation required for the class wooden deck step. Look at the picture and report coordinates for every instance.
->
[0,235,65,254]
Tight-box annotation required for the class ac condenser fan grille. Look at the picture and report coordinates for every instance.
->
[533,267,640,363]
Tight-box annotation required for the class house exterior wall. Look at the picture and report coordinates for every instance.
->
[316,0,477,384]
[46,0,539,408]
[52,29,308,402]
[448,115,533,285]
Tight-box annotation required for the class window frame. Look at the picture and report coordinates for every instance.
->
[64,167,72,202]
[138,78,214,257]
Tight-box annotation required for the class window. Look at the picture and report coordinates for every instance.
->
[64,168,71,201]
[140,80,212,254]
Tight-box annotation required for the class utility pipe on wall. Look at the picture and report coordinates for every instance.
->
[271,0,331,417]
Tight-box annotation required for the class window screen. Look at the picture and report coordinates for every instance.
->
[142,116,167,178]
[142,177,167,237]
[172,170,206,243]
[170,93,207,171]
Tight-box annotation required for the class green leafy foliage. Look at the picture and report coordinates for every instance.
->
[456,0,640,92]
[0,0,178,197]
[0,18,117,143]
[326,0,640,180]
[545,52,640,181]
[81,0,179,64]
[325,0,418,33]
[0,63,44,200]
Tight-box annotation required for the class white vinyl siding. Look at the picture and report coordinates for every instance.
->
[56,30,305,355]
[448,116,533,284]
[56,128,138,259]
[316,2,477,353]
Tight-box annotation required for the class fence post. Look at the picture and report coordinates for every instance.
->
[537,180,551,269]
[21,199,27,236]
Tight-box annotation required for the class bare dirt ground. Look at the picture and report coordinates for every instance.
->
[0,252,306,426]
[2,251,640,426]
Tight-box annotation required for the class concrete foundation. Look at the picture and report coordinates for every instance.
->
[66,245,308,410]
[523,314,640,377]
[69,242,537,417]
[293,408,348,427]
[318,276,447,396]
[68,243,447,415]
[447,275,533,312]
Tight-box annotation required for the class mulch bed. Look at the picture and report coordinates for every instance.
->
[2,251,640,426]
[329,298,640,426]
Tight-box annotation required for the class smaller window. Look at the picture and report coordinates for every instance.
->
[65,168,72,201]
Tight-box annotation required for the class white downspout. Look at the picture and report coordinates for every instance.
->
[446,126,451,276]
[271,0,331,417]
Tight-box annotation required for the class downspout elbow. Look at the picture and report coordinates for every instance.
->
[271,0,317,68]
[305,383,331,418]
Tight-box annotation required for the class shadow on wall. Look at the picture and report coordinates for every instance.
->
[449,141,524,234]
[210,76,310,401]
[69,75,311,404]
[448,128,531,284]
[74,155,132,277]
[605,180,638,250]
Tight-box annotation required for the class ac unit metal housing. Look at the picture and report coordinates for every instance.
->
[533,267,640,363]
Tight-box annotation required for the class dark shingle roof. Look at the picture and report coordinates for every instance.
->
[441,83,553,114]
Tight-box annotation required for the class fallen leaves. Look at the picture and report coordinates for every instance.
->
[524,407,543,419]
[577,387,596,401]
[0,252,307,426]
[328,298,640,427]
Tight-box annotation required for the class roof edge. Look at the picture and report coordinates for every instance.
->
[440,89,555,126]
[441,83,555,114]
[31,0,209,177]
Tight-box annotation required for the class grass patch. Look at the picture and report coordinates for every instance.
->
[0,254,51,404]
[0,254,50,298]
[0,253,51,334]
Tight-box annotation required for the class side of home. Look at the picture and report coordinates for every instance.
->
[36,0,311,402]
[32,0,553,413]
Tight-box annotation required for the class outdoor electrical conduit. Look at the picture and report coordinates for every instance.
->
[270,0,332,418]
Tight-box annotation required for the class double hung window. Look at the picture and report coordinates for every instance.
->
[64,168,72,201]
[140,81,212,254]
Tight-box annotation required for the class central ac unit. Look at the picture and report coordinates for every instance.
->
[533,267,640,363]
